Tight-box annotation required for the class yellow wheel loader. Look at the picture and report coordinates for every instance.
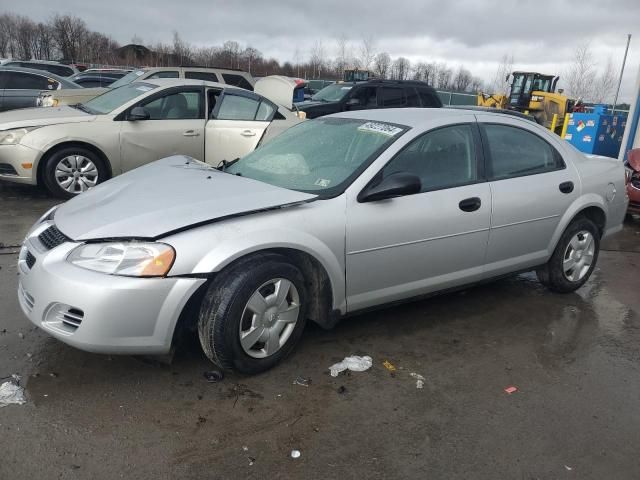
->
[478,72,575,134]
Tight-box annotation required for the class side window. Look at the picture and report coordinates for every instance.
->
[5,72,56,90]
[216,94,260,120]
[483,124,564,179]
[381,124,477,192]
[405,87,420,107]
[141,90,202,120]
[350,86,377,107]
[147,71,179,79]
[186,71,220,82]
[255,101,275,121]
[379,87,406,107]
[76,79,102,88]
[418,89,441,107]
[221,73,253,91]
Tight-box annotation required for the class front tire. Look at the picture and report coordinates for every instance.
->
[198,254,308,374]
[536,217,600,293]
[42,146,108,199]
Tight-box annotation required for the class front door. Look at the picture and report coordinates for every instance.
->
[119,87,205,173]
[476,116,580,276]
[204,90,275,166]
[346,121,491,311]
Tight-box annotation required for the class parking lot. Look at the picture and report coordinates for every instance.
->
[0,180,638,479]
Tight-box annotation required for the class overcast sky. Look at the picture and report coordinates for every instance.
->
[8,0,640,102]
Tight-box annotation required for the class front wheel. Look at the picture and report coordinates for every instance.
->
[198,254,308,374]
[536,217,600,293]
[42,146,108,199]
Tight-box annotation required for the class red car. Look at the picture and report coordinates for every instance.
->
[626,149,640,215]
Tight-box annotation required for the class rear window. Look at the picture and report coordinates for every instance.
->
[12,62,73,77]
[186,71,219,82]
[147,71,179,79]
[406,87,421,107]
[5,72,58,90]
[418,88,442,107]
[380,87,406,107]
[221,73,253,91]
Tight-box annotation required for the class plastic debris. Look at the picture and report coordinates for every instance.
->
[242,446,249,451]
[291,450,301,459]
[0,374,26,407]
[383,360,396,372]
[292,376,311,387]
[203,369,224,383]
[504,385,518,394]
[329,355,372,377]
[564,465,573,471]
[248,456,256,466]
[410,372,425,389]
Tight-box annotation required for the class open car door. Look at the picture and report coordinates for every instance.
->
[204,89,277,166]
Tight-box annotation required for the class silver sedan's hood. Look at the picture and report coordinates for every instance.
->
[54,156,316,240]
[0,106,94,130]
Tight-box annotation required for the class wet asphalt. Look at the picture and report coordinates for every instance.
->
[1,181,639,480]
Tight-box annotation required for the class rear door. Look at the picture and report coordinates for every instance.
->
[204,89,276,165]
[477,115,580,275]
[119,86,206,171]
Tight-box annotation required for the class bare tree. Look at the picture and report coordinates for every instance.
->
[50,14,89,62]
[242,46,261,74]
[469,76,484,93]
[373,52,391,78]
[391,57,411,80]
[335,34,349,75]
[221,40,241,69]
[309,40,325,78]
[490,53,514,93]
[436,64,453,89]
[359,35,376,70]
[592,57,617,104]
[565,43,597,101]
[293,46,302,77]
[453,66,472,91]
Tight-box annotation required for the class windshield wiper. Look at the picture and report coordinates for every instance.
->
[72,103,92,114]
[216,158,240,172]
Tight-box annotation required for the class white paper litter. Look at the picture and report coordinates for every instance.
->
[291,450,301,459]
[329,355,373,377]
[0,375,26,407]
[410,372,425,389]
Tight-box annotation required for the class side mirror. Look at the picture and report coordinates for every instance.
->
[128,106,150,121]
[346,98,361,107]
[358,172,421,203]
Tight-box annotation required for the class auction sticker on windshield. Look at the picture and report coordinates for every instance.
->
[358,122,403,137]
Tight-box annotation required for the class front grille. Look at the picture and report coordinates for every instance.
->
[25,251,36,269]
[0,163,18,175]
[39,225,71,250]
[61,308,84,329]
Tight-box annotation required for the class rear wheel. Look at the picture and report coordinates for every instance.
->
[536,217,600,293]
[42,146,108,199]
[198,254,308,374]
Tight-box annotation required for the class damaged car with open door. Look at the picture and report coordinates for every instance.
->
[0,76,302,198]
[17,109,627,374]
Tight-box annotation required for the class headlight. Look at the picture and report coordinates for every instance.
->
[68,242,176,277]
[0,127,40,145]
[41,96,58,107]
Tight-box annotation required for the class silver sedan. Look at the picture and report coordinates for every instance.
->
[18,108,628,373]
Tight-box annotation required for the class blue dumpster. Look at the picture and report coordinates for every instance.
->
[563,105,626,158]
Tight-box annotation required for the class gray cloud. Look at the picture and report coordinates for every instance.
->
[7,0,640,101]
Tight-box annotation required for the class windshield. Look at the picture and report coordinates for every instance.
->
[311,84,353,102]
[82,83,158,114]
[227,117,407,196]
[108,69,146,89]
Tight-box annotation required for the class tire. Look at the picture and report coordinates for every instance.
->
[536,216,600,293]
[42,146,108,199]
[198,254,308,374]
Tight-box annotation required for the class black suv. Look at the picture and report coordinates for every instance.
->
[296,80,442,119]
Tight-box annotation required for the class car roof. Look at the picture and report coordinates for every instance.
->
[331,107,475,127]
[0,66,77,85]
[142,78,238,90]
[448,105,536,121]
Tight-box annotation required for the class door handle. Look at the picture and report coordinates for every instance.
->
[459,197,481,212]
[183,130,200,137]
[559,181,574,194]
[241,130,256,137]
